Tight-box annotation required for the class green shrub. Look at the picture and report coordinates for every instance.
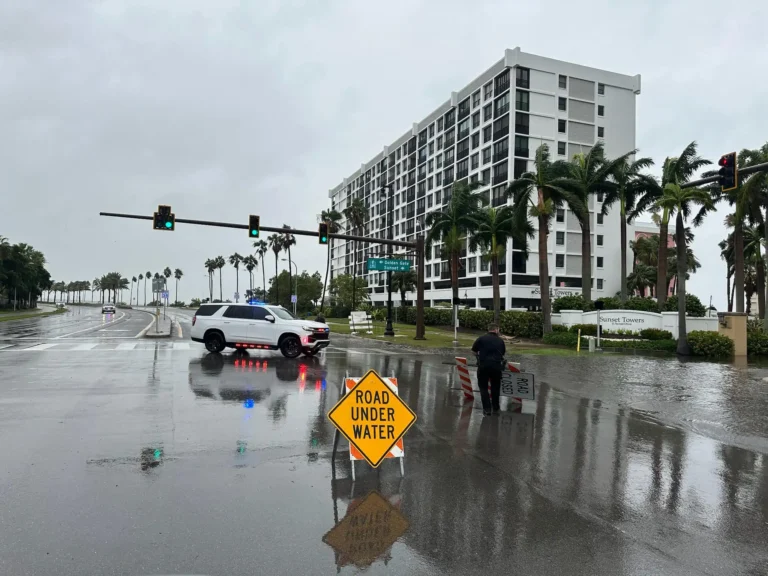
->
[640,328,674,341]
[370,308,387,321]
[747,330,768,356]
[747,317,764,334]
[592,338,678,352]
[458,309,494,330]
[687,330,733,357]
[663,294,706,317]
[553,295,593,312]
[569,323,598,336]
[499,311,543,338]
[543,332,579,346]
[551,324,568,332]
[624,297,661,312]
[595,296,622,310]
[190,298,201,308]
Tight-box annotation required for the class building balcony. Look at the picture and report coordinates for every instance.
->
[514,147,529,158]
[515,123,529,135]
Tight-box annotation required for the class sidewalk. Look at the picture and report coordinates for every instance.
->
[142,313,174,338]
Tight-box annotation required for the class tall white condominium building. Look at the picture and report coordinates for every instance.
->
[327,47,642,310]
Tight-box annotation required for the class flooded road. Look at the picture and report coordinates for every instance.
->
[0,329,767,575]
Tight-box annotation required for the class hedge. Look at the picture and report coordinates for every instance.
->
[639,328,674,341]
[593,338,678,352]
[569,323,598,336]
[747,330,768,356]
[663,294,707,317]
[687,330,734,357]
[543,332,579,346]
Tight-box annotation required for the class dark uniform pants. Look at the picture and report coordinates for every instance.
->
[477,366,502,411]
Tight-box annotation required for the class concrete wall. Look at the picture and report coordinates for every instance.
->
[558,309,718,336]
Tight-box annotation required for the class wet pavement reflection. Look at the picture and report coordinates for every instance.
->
[0,340,767,575]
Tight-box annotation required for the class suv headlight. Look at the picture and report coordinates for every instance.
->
[301,326,314,332]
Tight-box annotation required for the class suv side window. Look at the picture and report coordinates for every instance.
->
[222,306,251,319]
[252,307,270,320]
[196,304,224,316]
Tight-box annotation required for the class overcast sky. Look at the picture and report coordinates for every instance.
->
[2,0,766,309]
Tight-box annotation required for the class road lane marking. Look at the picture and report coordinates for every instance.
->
[0,344,14,350]
[22,343,58,351]
[73,343,98,351]
[173,342,190,350]
[116,342,138,350]
[54,312,127,339]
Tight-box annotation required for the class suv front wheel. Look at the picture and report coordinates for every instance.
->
[204,331,226,353]
[280,335,301,358]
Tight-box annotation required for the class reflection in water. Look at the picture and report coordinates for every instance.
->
[139,446,163,472]
[322,490,409,569]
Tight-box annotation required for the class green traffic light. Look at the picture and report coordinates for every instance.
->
[322,236,327,242]
[153,449,162,459]
[251,230,258,236]
[165,221,172,229]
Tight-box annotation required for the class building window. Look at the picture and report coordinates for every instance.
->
[559,75,567,89]
[434,262,440,276]
[425,264,431,277]
[471,153,479,170]
[429,141,434,155]
[428,159,434,173]
[557,141,566,155]
[513,158,527,179]
[598,105,604,116]
[494,92,510,118]
[597,235,604,246]
[515,112,529,135]
[515,67,530,89]
[558,97,567,111]
[471,133,480,150]
[481,168,491,184]
[468,256,477,273]
[597,256,604,268]
[598,126,604,138]
[437,118,443,132]
[597,279,604,290]
[482,147,492,165]
[484,81,493,100]
[514,135,528,157]
[483,125,492,143]
[436,154,442,169]
[558,119,566,133]
[556,208,564,222]
[472,111,480,129]
[598,83,605,95]
[429,123,435,138]
[597,192,604,202]
[437,136,443,150]
[427,177,433,190]
[480,258,489,272]
[436,173,442,186]
[555,254,564,268]
[472,90,481,108]
[483,103,492,122]
[597,213,604,224]
[515,90,529,112]
[556,231,565,245]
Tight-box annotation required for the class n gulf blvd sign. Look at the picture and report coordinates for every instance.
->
[328,370,417,468]
[366,258,411,272]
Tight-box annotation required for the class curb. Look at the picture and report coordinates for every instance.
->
[140,316,174,339]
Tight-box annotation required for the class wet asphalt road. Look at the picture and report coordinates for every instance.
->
[0,310,767,575]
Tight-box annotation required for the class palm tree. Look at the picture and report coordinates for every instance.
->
[243,256,257,297]
[391,270,417,307]
[253,240,269,300]
[744,224,765,318]
[506,144,573,333]
[319,209,343,314]
[130,276,137,305]
[469,205,533,323]
[119,277,129,304]
[635,142,711,308]
[281,226,296,299]
[559,142,634,301]
[228,253,243,301]
[342,198,368,310]
[656,183,715,354]
[214,256,225,301]
[604,154,656,302]
[174,268,183,304]
[425,181,482,314]
[267,235,283,304]
[627,263,656,296]
[153,272,161,304]
[91,277,99,302]
[163,267,172,292]
[737,143,768,329]
[144,271,151,305]
[204,259,216,302]
[719,233,735,311]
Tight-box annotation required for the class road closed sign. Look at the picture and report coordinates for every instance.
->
[500,368,535,400]
[328,370,417,468]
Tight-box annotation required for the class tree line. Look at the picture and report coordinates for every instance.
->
[0,236,51,309]
[46,268,184,306]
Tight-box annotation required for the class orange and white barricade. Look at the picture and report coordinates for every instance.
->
[455,357,475,402]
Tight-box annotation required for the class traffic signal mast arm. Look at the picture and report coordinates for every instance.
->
[683,160,768,189]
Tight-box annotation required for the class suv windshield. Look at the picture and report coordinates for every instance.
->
[267,306,296,320]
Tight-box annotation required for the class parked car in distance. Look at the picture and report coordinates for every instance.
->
[102,303,116,314]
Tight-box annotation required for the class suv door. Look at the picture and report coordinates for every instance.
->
[248,306,278,345]
[221,306,251,342]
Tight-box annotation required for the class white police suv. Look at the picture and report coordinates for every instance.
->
[190,302,330,358]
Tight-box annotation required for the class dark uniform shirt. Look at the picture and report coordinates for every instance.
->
[471,332,506,369]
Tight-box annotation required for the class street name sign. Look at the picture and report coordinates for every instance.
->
[161,290,169,300]
[366,258,411,272]
[328,370,416,468]
[322,491,409,569]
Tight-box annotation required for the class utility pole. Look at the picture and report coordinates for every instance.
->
[381,184,395,337]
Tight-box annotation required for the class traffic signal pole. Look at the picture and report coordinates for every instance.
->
[99,211,426,339]
[682,161,768,189]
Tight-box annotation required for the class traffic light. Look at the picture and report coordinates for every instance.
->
[249,215,260,238]
[718,152,738,192]
[153,205,175,231]
[318,222,329,244]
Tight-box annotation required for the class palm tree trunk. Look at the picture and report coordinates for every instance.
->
[620,203,628,303]
[352,239,357,310]
[726,272,732,312]
[538,213,552,333]
[729,279,735,313]
[758,250,766,322]
[235,267,240,302]
[176,279,179,304]
[581,220,592,301]
[219,269,223,301]
[746,290,753,316]
[491,252,501,325]
[675,212,690,355]
[261,257,266,301]
[451,251,459,303]
[657,213,669,309]
[287,247,293,300]
[144,278,147,306]
[733,221,745,313]
[321,244,330,313]
[764,210,768,331]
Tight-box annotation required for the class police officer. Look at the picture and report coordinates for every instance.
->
[471,322,506,416]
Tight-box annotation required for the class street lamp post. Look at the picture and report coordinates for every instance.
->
[281,258,298,315]
[380,184,395,336]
